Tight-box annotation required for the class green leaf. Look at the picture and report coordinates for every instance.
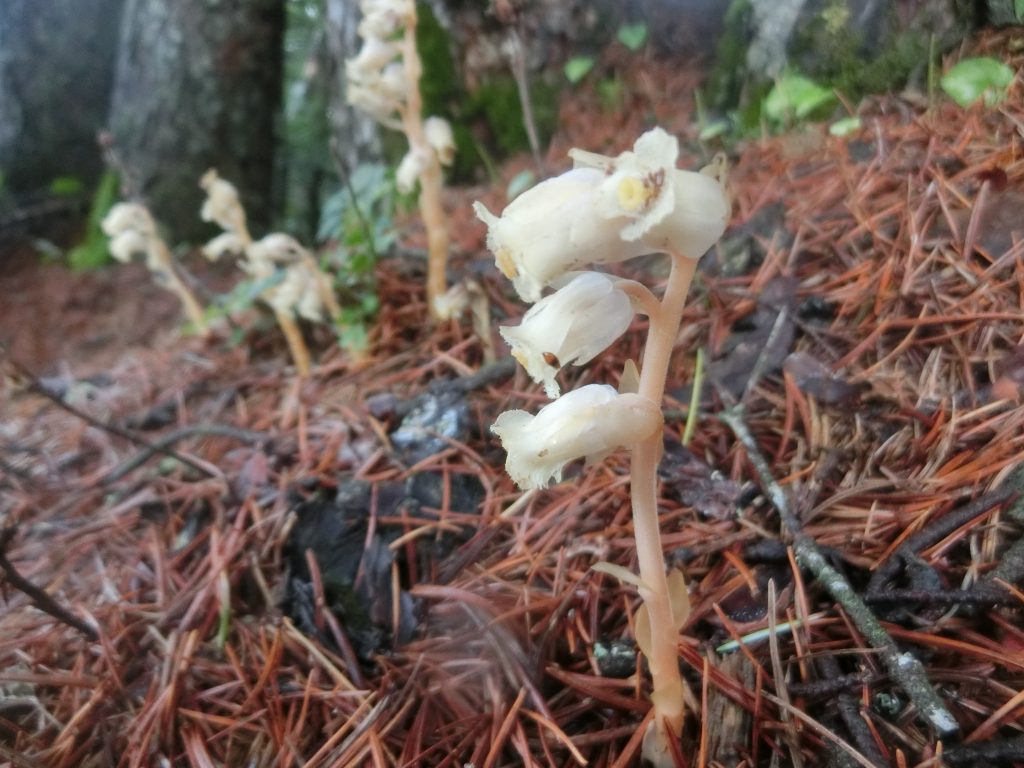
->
[564,56,595,84]
[68,171,119,271]
[617,23,647,52]
[49,176,84,197]
[764,74,836,123]
[940,57,1014,108]
[698,120,730,141]
[829,116,862,136]
[505,169,536,201]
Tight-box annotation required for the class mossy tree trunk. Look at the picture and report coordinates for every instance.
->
[0,0,125,197]
[108,0,284,240]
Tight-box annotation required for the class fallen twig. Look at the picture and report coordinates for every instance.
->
[98,423,265,485]
[0,527,98,641]
[2,349,221,481]
[719,406,960,738]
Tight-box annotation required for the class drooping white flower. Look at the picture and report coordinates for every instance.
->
[102,203,159,263]
[346,37,399,80]
[473,168,650,302]
[199,169,248,236]
[570,128,730,258]
[377,62,409,101]
[424,116,455,165]
[268,264,324,321]
[395,147,430,193]
[202,232,247,261]
[347,83,400,123]
[102,202,156,239]
[500,272,634,397]
[492,385,662,489]
[108,230,148,263]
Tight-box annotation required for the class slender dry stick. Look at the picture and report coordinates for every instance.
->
[399,10,449,320]
[0,528,98,641]
[632,254,699,759]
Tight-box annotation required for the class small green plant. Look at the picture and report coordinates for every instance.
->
[617,22,648,52]
[68,171,119,271]
[318,162,396,353]
[763,73,836,126]
[829,116,862,137]
[564,56,595,84]
[940,57,1015,108]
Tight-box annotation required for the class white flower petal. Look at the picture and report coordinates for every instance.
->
[500,272,633,397]
[491,385,661,489]
[473,168,649,302]
[424,116,455,165]
[396,148,429,193]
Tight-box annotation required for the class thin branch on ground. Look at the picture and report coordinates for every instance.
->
[0,527,98,641]
[2,347,221,481]
[718,405,960,737]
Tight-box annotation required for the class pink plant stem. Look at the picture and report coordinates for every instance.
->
[400,14,449,320]
[632,253,698,749]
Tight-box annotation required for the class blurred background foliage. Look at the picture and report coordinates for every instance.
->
[0,0,1018,261]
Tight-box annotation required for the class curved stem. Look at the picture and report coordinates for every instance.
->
[632,254,699,765]
[151,242,209,336]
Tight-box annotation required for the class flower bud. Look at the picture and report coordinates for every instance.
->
[473,169,650,302]
[199,169,248,236]
[424,116,456,166]
[492,385,662,489]
[500,272,634,397]
[396,147,430,193]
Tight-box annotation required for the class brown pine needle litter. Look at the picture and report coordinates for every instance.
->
[3,41,1024,768]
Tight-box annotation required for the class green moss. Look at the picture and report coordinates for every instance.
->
[791,1,929,100]
[415,2,458,117]
[466,78,527,156]
[705,0,753,112]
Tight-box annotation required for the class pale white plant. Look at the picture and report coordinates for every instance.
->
[346,0,454,320]
[199,172,340,376]
[101,202,209,336]
[477,127,730,766]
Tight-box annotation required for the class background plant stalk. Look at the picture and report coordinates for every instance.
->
[632,253,698,764]
[400,14,449,321]
[152,241,209,337]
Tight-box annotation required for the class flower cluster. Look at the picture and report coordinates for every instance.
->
[346,0,455,194]
[477,128,729,489]
[101,202,209,335]
[200,175,340,326]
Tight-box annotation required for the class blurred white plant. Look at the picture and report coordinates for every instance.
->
[478,128,730,767]
[101,202,209,336]
[346,0,453,320]
[199,174,341,376]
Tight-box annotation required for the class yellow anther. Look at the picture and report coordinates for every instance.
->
[617,176,648,212]
[495,247,519,279]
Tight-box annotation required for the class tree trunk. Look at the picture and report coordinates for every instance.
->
[108,0,284,240]
[324,0,381,172]
[0,0,125,196]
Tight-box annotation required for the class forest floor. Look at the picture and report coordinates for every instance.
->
[2,34,1024,768]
